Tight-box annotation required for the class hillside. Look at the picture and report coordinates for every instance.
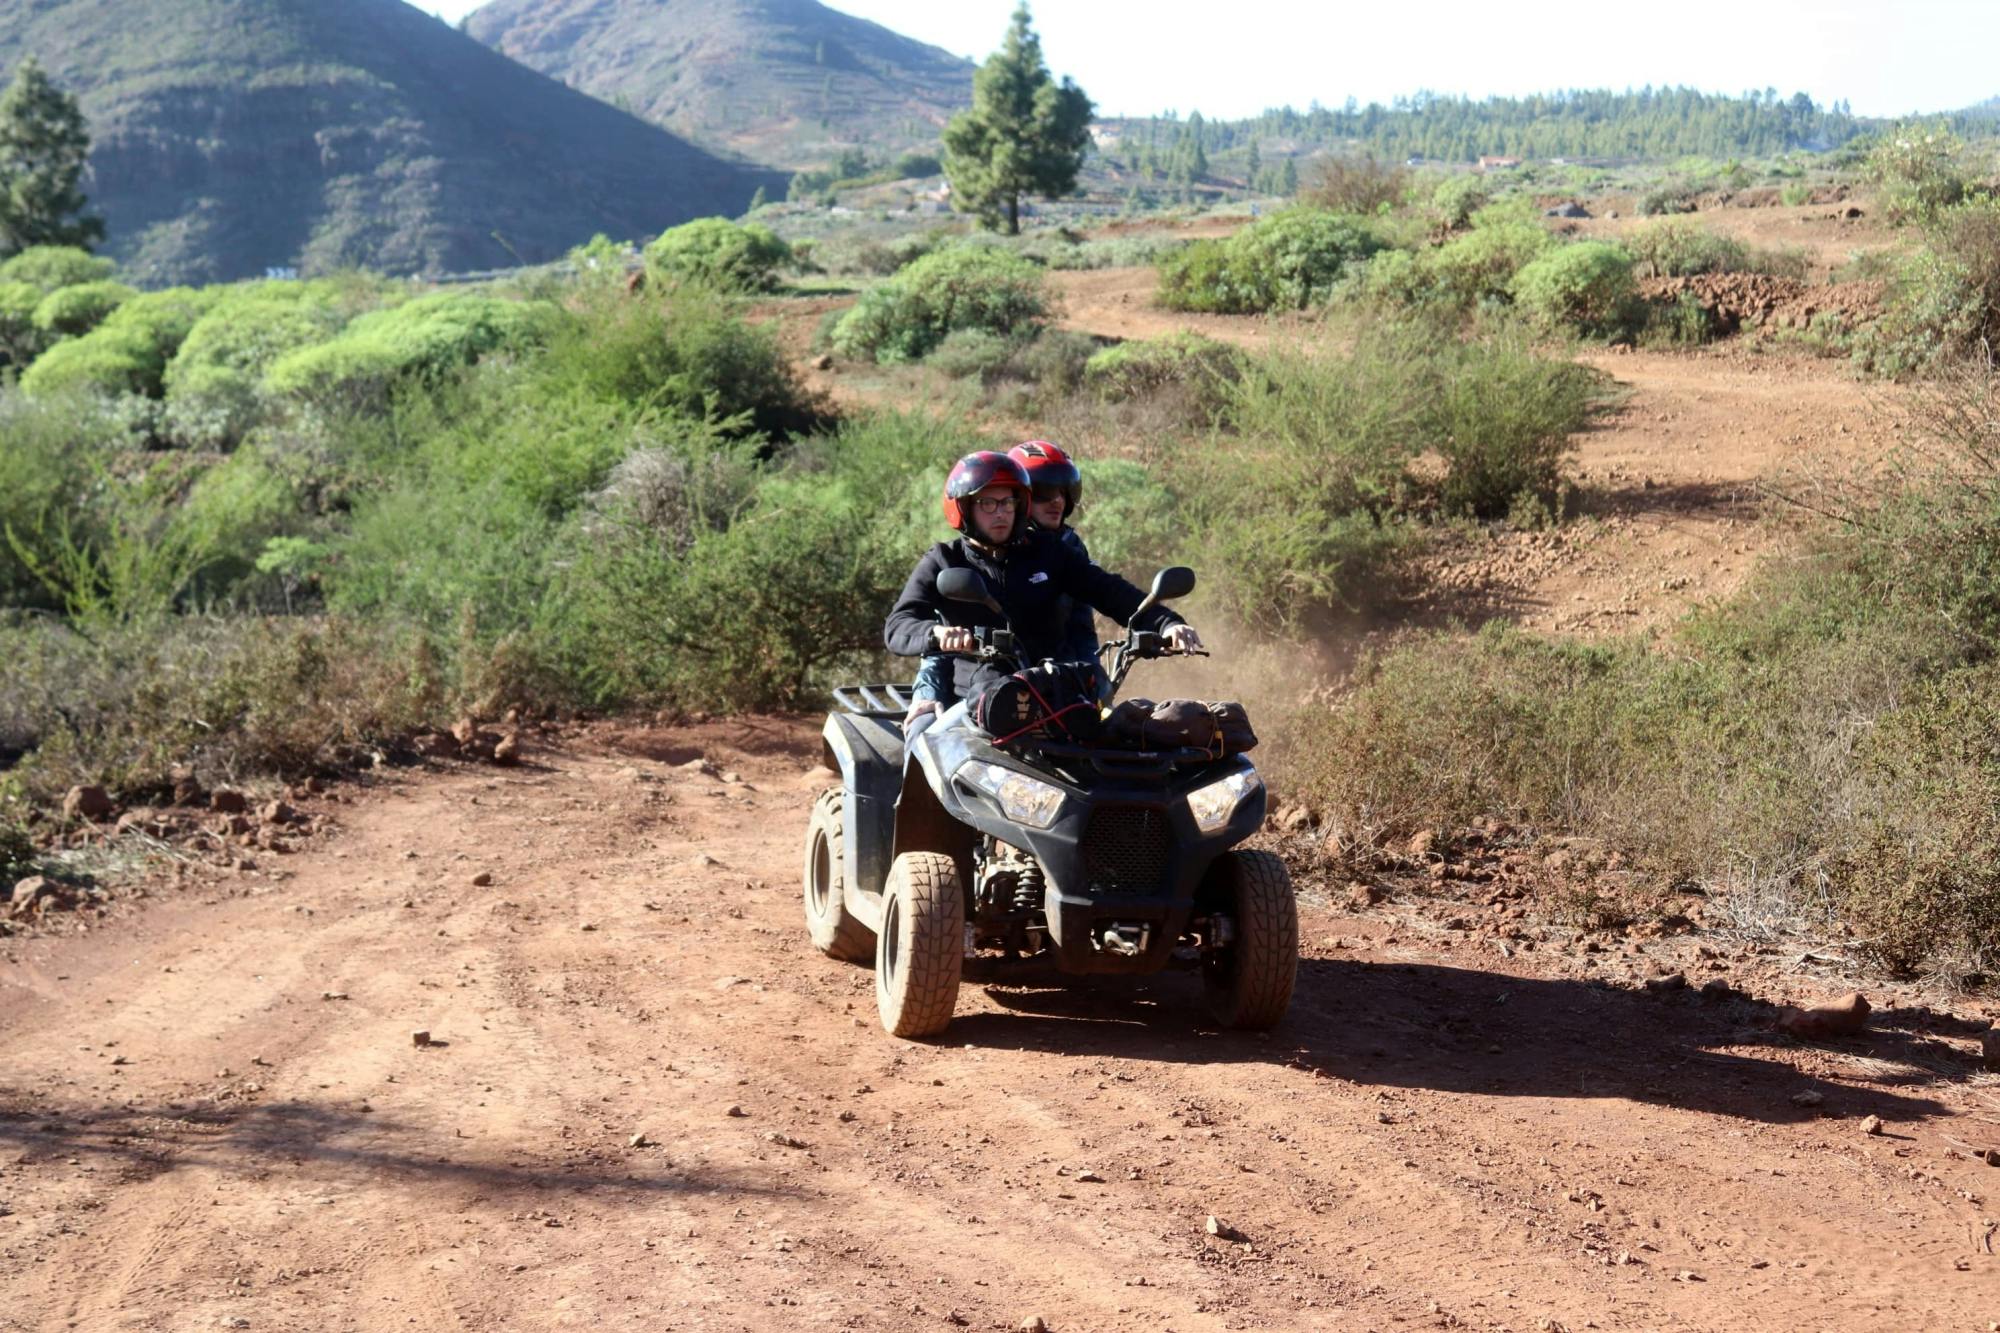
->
[464,0,973,169]
[0,0,784,284]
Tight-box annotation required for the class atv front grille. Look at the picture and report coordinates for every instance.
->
[1082,805,1173,896]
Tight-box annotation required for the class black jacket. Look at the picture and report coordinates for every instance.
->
[884,528,1184,698]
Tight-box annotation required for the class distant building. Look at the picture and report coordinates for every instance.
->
[1090,125,1123,148]
[1477,155,1522,172]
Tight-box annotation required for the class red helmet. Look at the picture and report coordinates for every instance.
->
[1008,440,1082,519]
[942,450,1031,535]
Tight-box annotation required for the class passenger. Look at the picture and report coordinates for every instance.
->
[891,451,1199,737]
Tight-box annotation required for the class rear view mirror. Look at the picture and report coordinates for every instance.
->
[1131,565,1196,626]
[1149,566,1196,603]
[937,567,1002,613]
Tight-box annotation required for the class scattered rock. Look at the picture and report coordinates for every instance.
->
[1644,972,1688,994]
[1075,1169,1105,1183]
[493,733,521,766]
[724,1104,747,1118]
[1776,991,1870,1041]
[63,785,113,822]
[1790,1089,1824,1108]
[1982,1028,2000,1072]
[1275,804,1312,833]
[451,716,480,746]
[763,1131,808,1149]
[1406,829,1436,859]
[413,732,460,759]
[320,991,349,1001]
[1204,1214,1246,1242]
[8,876,51,916]
[470,871,493,887]
[812,353,833,371]
[629,1132,652,1148]
[1699,978,1734,1002]
[259,800,298,827]
[411,1030,432,1048]
[1860,1115,1883,1136]
[1019,1318,1048,1333]
[209,790,248,814]
[1346,882,1383,909]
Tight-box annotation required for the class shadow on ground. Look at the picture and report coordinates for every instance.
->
[0,1095,787,1202]
[952,956,1952,1127]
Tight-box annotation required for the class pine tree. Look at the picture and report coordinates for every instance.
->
[1245,139,1261,186]
[940,3,1093,234]
[1278,157,1297,196]
[0,57,102,256]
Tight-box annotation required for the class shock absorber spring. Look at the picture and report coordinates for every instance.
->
[1013,862,1046,914]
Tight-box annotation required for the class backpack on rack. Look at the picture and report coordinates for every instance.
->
[967,661,1103,746]
[1102,698,1258,756]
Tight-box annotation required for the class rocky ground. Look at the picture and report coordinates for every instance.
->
[7,720,2000,1332]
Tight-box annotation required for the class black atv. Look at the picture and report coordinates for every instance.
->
[804,566,1298,1038]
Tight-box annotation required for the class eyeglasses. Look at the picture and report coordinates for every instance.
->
[972,496,1019,514]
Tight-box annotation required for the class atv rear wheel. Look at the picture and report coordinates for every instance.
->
[1200,849,1298,1029]
[803,789,875,962]
[875,851,964,1038]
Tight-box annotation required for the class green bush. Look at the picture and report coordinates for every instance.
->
[0,394,130,609]
[18,287,220,401]
[1072,458,1177,575]
[1430,175,1492,231]
[1861,196,2000,374]
[0,280,46,364]
[892,151,943,178]
[1638,180,1700,216]
[1157,209,1385,313]
[32,280,136,338]
[831,247,1049,363]
[1083,332,1247,403]
[532,286,826,440]
[1867,124,1968,226]
[1423,204,1553,308]
[0,246,115,294]
[1626,220,1749,278]
[925,328,1017,380]
[643,217,792,292]
[163,282,361,441]
[1511,242,1638,335]
[263,293,557,408]
[18,323,160,398]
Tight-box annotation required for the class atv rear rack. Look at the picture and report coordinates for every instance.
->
[832,683,916,719]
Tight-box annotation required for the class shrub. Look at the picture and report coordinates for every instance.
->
[892,151,943,178]
[1083,332,1247,402]
[532,286,827,440]
[1626,220,1749,278]
[643,217,792,292]
[1422,204,1552,308]
[0,280,46,364]
[1430,175,1492,231]
[1511,242,1638,336]
[0,394,129,609]
[31,280,136,338]
[1301,156,1411,214]
[925,327,1017,380]
[1861,196,2000,374]
[18,323,161,398]
[1072,458,1177,575]
[1638,180,1700,216]
[831,247,1049,363]
[163,282,361,441]
[263,293,557,408]
[1867,124,1968,226]
[1157,209,1385,313]
[17,287,219,401]
[0,245,115,294]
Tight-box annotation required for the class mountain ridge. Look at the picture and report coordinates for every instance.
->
[464,0,974,169]
[0,0,783,284]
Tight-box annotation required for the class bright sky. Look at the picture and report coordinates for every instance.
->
[424,0,1997,121]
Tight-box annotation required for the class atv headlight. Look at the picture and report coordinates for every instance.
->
[957,759,1066,829]
[1187,767,1262,834]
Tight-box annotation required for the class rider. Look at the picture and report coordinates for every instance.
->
[907,440,1100,725]
[890,450,1201,735]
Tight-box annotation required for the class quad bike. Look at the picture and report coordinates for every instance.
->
[804,566,1298,1038]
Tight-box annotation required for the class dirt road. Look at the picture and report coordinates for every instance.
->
[6,723,1999,1331]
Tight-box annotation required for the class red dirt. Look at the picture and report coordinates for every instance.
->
[7,724,2000,1330]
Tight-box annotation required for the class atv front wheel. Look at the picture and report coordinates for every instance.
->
[875,851,965,1038]
[803,789,875,962]
[1200,849,1298,1030]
